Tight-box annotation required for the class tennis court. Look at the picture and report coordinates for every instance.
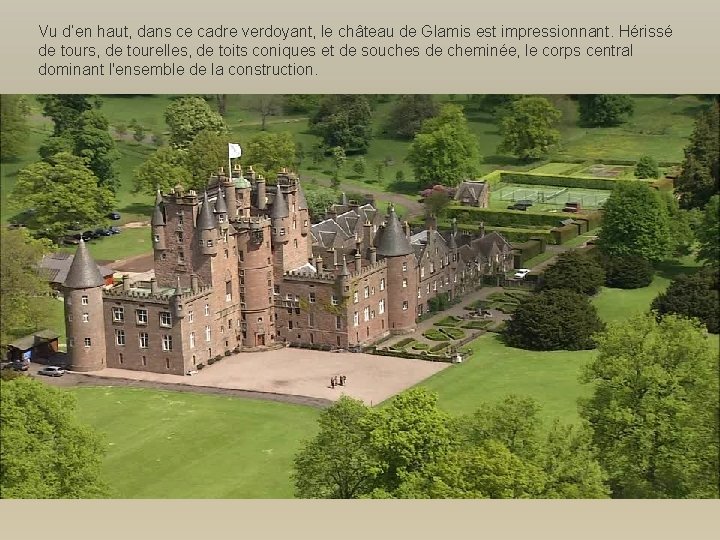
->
[494,183,610,209]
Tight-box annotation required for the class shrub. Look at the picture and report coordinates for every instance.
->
[441,327,465,340]
[541,251,606,295]
[503,289,605,350]
[395,337,415,348]
[602,254,654,289]
[651,268,719,334]
[430,341,450,352]
[635,155,660,179]
[551,224,580,244]
[434,316,461,327]
[446,205,589,229]
[461,320,492,330]
[233,346,241,353]
[423,329,447,341]
[412,342,430,350]
[498,171,628,190]
[197,364,205,370]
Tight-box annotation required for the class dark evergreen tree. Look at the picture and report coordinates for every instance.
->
[577,95,634,127]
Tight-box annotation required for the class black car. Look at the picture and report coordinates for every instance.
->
[109,226,122,234]
[81,230,96,241]
[95,227,113,237]
[63,234,81,245]
[108,212,121,220]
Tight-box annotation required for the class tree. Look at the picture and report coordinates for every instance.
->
[373,161,385,183]
[0,229,51,350]
[385,95,439,139]
[186,130,228,185]
[651,268,719,334]
[407,104,481,187]
[11,152,115,242]
[304,186,337,221]
[243,131,297,179]
[598,181,671,263]
[0,95,30,161]
[330,146,346,189]
[601,254,654,289]
[133,146,193,196]
[541,251,606,295]
[577,95,634,127]
[696,194,719,266]
[581,314,719,498]
[164,96,227,148]
[635,155,660,179]
[309,95,373,153]
[676,100,720,209]
[0,376,109,498]
[424,190,452,219]
[37,94,100,135]
[352,157,366,177]
[498,97,561,160]
[293,396,379,499]
[247,95,282,131]
[283,94,321,114]
[503,289,605,351]
[72,110,121,192]
[659,190,695,257]
[132,124,146,143]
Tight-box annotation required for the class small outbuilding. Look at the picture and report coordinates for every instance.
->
[5,329,60,364]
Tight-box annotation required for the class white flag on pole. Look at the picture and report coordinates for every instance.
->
[228,143,242,159]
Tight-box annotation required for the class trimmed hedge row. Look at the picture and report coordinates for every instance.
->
[429,219,556,243]
[551,224,580,244]
[447,205,586,228]
[499,171,628,190]
[512,237,546,266]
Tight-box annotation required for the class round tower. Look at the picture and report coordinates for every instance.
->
[171,276,186,320]
[197,192,218,256]
[296,181,310,236]
[375,207,417,333]
[151,189,167,252]
[213,189,229,232]
[63,239,107,371]
[270,184,290,244]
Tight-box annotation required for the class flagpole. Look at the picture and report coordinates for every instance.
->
[228,145,232,182]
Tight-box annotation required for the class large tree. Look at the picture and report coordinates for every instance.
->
[164,96,227,148]
[37,94,100,135]
[598,181,671,263]
[0,229,51,350]
[385,95,439,139]
[696,194,719,266]
[541,251,606,296]
[577,95,634,127]
[676,100,720,209]
[581,314,719,498]
[407,104,481,187]
[0,95,30,161]
[309,95,373,153]
[497,97,561,160]
[601,254,654,289]
[0,377,109,498]
[503,289,605,351]
[651,268,719,334]
[11,152,115,242]
[185,130,229,185]
[133,146,194,196]
[243,131,297,179]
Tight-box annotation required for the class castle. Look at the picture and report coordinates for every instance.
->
[62,167,513,375]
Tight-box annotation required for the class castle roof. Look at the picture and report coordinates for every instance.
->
[151,200,165,226]
[375,207,413,257]
[62,239,105,289]
[234,176,251,189]
[197,192,217,230]
[296,183,308,211]
[270,185,289,219]
[213,190,228,214]
[337,255,350,277]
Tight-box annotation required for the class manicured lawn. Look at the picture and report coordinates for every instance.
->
[61,226,152,263]
[72,387,319,498]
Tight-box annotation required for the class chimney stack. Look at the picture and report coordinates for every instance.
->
[190,273,199,292]
[316,256,324,273]
[354,251,362,273]
[370,247,377,264]
[150,277,159,295]
[122,274,132,292]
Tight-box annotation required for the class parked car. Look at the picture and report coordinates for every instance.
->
[13,362,29,371]
[81,230,96,241]
[38,366,65,377]
[109,226,122,234]
[108,212,121,220]
[95,227,113,237]
[513,268,531,279]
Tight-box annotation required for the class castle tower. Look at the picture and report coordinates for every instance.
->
[233,171,252,218]
[171,276,185,320]
[63,239,106,371]
[213,189,229,233]
[197,192,218,257]
[151,190,166,251]
[376,206,418,333]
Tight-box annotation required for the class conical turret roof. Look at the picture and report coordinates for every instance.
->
[197,192,217,230]
[151,199,165,226]
[214,191,228,214]
[155,189,163,205]
[337,255,350,277]
[270,186,289,219]
[376,207,413,257]
[296,183,308,211]
[63,239,105,289]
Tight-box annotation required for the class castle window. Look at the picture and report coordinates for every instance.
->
[371,310,375,319]
[280,228,286,236]
[371,287,375,296]
[112,307,124,322]
[274,285,280,295]
[239,251,244,262]
[379,299,385,315]
[353,291,359,304]
[433,281,437,292]
[188,311,194,322]
[218,214,225,223]
[421,267,425,278]
[288,320,293,330]
[139,332,149,348]
[417,287,421,299]
[115,329,125,346]
[136,309,148,325]
[363,307,369,322]
[331,295,339,306]
[308,313,315,328]
[364,286,369,299]
[225,281,232,302]
[162,335,173,351]
[336,316,342,330]
[82,313,89,323]
[178,251,185,263]
[204,304,210,316]
[454,275,457,283]
[178,214,184,225]
[160,312,172,327]
[68,338,74,348]
[177,232,184,242]
[225,249,229,259]
[402,278,408,288]
[353,312,359,327]
[309,292,316,303]
[293,219,297,230]
[84,338,92,347]
[426,284,430,293]
[402,262,407,272]
[258,317,263,323]
[205,326,211,342]
[81,295,89,305]
[166,358,171,369]
[190,332,195,349]
[379,279,385,291]
[430,262,435,274]
[207,239,214,248]
[142,356,147,366]
[294,239,298,248]
[68,314,73,322]
[161,253,167,260]
[402,301,409,311]
[304,220,308,227]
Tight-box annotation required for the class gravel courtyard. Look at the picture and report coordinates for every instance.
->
[82,348,450,405]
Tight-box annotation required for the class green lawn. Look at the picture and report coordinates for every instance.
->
[72,387,319,498]
[60,226,152,263]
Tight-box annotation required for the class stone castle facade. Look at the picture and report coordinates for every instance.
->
[62,167,513,375]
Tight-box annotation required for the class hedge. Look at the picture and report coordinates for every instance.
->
[395,337,415,349]
[498,171,629,190]
[512,237,546,266]
[423,329,447,341]
[434,316,462,327]
[440,327,465,340]
[551,223,580,244]
[446,205,587,228]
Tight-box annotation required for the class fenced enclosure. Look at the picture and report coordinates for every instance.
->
[494,183,610,209]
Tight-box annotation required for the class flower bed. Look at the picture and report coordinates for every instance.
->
[434,315,462,327]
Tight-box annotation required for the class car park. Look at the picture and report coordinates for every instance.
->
[513,268,531,279]
[38,366,65,377]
